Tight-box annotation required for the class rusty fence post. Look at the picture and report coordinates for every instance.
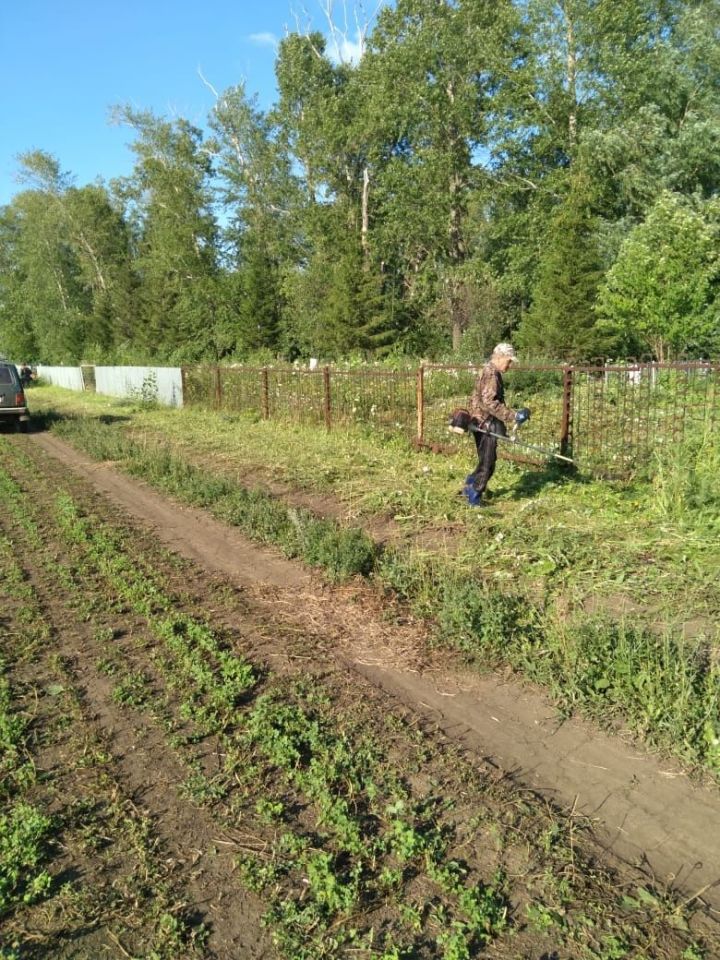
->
[261,368,270,420]
[560,365,573,459]
[214,365,222,409]
[180,366,187,407]
[416,365,425,443]
[323,366,332,430]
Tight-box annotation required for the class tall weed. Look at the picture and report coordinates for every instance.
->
[652,428,720,524]
[436,576,542,664]
[537,616,720,768]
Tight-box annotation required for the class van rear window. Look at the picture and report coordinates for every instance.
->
[0,368,14,385]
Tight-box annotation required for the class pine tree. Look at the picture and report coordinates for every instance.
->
[321,243,394,356]
[236,239,283,356]
[517,176,606,361]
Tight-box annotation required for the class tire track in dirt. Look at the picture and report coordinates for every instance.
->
[30,431,720,914]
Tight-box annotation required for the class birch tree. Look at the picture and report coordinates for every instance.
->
[363,0,518,349]
[112,107,220,360]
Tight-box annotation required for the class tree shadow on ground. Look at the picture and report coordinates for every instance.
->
[97,414,131,425]
[19,409,67,433]
[26,411,132,433]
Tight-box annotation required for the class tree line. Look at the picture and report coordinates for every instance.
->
[1,0,719,366]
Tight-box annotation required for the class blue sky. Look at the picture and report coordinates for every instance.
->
[0,0,377,206]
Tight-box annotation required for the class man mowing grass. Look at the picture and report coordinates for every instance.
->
[462,343,530,507]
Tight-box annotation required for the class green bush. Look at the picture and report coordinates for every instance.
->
[436,577,538,663]
[300,518,376,580]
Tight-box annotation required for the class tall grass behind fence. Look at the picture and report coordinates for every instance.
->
[330,369,417,436]
[182,365,265,415]
[183,364,418,439]
[570,362,719,476]
[266,367,326,423]
[221,366,266,415]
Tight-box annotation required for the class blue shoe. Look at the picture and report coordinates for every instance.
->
[461,475,475,495]
[464,486,483,507]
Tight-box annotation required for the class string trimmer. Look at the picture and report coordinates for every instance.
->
[448,408,574,463]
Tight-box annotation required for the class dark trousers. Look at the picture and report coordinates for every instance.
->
[468,419,506,495]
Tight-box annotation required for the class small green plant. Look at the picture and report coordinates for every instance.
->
[112,670,151,707]
[526,900,564,932]
[255,797,285,823]
[304,850,360,914]
[129,371,159,410]
[236,853,281,893]
[0,802,53,910]
[179,771,226,806]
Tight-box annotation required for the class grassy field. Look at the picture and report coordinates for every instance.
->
[24,385,720,781]
[1,428,719,958]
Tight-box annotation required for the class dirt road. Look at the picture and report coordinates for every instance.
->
[31,431,720,916]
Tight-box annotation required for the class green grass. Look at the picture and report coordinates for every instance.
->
[32,387,717,627]
[25,387,720,777]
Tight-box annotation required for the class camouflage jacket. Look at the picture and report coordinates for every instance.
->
[468,362,516,428]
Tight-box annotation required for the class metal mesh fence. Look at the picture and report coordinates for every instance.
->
[330,369,417,439]
[220,366,265,416]
[569,362,719,477]
[266,368,325,422]
[181,361,720,477]
[182,365,222,409]
[181,364,418,438]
